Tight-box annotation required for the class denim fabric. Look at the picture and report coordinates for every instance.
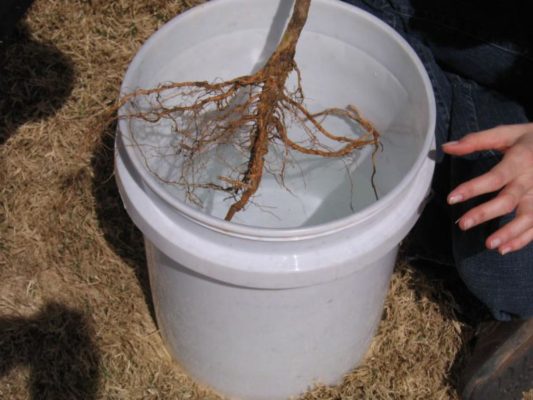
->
[342,0,533,320]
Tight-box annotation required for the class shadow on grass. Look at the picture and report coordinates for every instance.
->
[400,157,492,393]
[401,211,490,394]
[0,18,75,144]
[403,258,488,390]
[91,126,157,323]
[0,302,100,399]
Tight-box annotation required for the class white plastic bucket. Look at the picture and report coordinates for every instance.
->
[115,0,436,399]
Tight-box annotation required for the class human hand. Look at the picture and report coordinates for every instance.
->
[442,123,533,255]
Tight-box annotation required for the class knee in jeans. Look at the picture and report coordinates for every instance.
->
[457,251,533,321]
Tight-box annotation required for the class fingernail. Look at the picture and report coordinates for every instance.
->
[462,218,474,230]
[448,194,464,205]
[443,141,460,147]
[500,246,512,255]
[489,238,501,249]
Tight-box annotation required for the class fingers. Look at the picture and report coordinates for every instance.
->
[442,124,531,156]
[447,152,518,205]
[454,178,530,229]
[444,124,533,255]
[486,197,533,254]
[497,228,533,254]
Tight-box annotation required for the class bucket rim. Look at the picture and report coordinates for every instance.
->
[117,0,436,241]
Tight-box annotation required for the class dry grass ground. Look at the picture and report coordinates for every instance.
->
[0,1,531,399]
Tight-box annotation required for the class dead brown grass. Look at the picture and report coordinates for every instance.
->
[0,1,531,399]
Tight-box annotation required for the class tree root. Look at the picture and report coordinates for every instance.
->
[117,0,380,221]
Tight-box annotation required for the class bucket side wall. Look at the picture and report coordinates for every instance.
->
[146,239,397,400]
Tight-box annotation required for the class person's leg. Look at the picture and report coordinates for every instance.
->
[341,1,533,397]
[446,76,533,320]
[343,0,533,320]
[440,80,533,399]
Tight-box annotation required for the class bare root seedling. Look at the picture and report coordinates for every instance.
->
[117,0,380,221]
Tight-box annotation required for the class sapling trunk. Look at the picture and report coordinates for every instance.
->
[118,0,380,221]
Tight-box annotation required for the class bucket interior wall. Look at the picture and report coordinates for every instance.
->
[121,0,432,229]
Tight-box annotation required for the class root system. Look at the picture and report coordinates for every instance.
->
[117,0,380,221]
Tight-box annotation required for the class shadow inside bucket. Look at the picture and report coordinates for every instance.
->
[0,302,101,400]
[0,18,75,145]
[91,127,157,323]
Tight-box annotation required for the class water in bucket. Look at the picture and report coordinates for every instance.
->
[123,29,420,228]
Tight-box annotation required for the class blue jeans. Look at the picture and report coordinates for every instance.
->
[342,0,533,320]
